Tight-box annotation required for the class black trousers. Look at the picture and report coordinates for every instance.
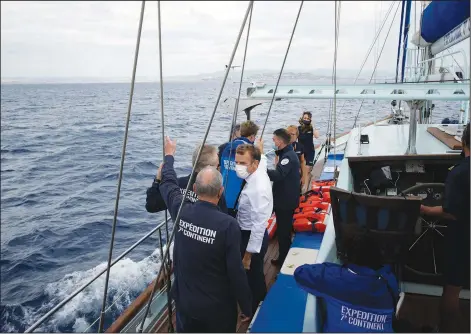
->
[274,208,295,265]
[240,229,269,314]
[176,310,237,333]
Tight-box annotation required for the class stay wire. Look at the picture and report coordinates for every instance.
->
[223,4,254,190]
[137,2,255,332]
[260,1,304,139]
[98,2,146,332]
[352,1,401,129]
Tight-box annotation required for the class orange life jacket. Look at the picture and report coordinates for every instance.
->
[311,185,332,193]
[297,201,330,211]
[293,210,327,222]
[293,218,327,233]
[299,189,331,204]
[311,179,336,189]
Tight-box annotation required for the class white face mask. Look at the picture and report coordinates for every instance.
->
[235,164,250,179]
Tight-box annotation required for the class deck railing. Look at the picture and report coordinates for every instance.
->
[24,216,174,333]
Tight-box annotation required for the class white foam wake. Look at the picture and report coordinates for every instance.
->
[6,245,174,333]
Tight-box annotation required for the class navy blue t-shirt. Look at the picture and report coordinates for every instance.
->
[442,156,470,286]
[146,174,227,213]
[159,155,252,321]
[292,141,305,163]
[294,263,398,333]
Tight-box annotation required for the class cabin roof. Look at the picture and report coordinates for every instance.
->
[345,123,462,159]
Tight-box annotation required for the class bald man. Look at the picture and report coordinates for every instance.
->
[158,136,252,333]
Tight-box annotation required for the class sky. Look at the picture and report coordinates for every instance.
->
[1,1,469,81]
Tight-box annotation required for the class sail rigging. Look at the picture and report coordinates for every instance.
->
[22,1,471,333]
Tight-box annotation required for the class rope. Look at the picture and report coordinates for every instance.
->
[333,1,340,161]
[325,0,394,161]
[229,4,253,142]
[141,2,174,332]
[98,2,146,332]
[137,2,254,332]
[325,0,342,161]
[335,1,395,117]
[260,1,304,138]
[223,4,253,190]
[352,1,401,129]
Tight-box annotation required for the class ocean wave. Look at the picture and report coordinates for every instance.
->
[1,247,171,333]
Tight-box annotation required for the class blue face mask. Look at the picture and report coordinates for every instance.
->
[273,144,279,151]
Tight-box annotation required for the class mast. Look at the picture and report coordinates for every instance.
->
[395,1,406,83]
[400,0,412,83]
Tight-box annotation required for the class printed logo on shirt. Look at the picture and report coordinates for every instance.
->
[340,306,388,331]
[223,159,236,171]
[180,188,197,202]
[281,158,289,165]
[178,219,217,244]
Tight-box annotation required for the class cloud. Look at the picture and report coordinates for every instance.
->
[1,1,469,80]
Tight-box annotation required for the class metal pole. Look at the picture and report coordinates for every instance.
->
[405,101,420,154]
[155,2,174,331]
[333,1,340,162]
[260,1,304,138]
[137,2,254,332]
[156,0,170,256]
[223,4,253,190]
[98,2,146,332]
[229,4,253,142]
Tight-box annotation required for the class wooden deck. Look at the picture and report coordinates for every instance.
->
[237,238,280,333]
[152,239,280,333]
[397,293,470,332]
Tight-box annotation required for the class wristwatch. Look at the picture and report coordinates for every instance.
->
[154,177,161,184]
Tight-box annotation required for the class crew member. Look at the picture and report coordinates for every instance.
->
[220,120,259,217]
[235,140,273,315]
[280,125,306,189]
[297,111,320,187]
[420,122,470,332]
[146,144,227,213]
[267,128,300,267]
[294,233,399,332]
[218,124,241,160]
[159,136,252,333]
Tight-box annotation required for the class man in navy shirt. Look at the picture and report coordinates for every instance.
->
[267,128,300,267]
[294,233,399,333]
[146,143,227,213]
[159,136,252,332]
[420,122,470,332]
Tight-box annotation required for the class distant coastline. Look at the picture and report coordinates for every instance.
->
[1,68,395,85]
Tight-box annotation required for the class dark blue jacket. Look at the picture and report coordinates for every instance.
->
[267,144,301,210]
[159,155,252,321]
[146,174,227,213]
[219,137,253,210]
[294,263,398,333]
[442,156,470,286]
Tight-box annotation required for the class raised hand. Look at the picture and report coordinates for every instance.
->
[164,136,177,156]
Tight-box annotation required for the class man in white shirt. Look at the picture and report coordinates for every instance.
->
[234,140,273,315]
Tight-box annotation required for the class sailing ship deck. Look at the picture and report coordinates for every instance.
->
[153,239,280,333]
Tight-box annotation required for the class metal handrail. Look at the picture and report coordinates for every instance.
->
[24,217,172,333]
